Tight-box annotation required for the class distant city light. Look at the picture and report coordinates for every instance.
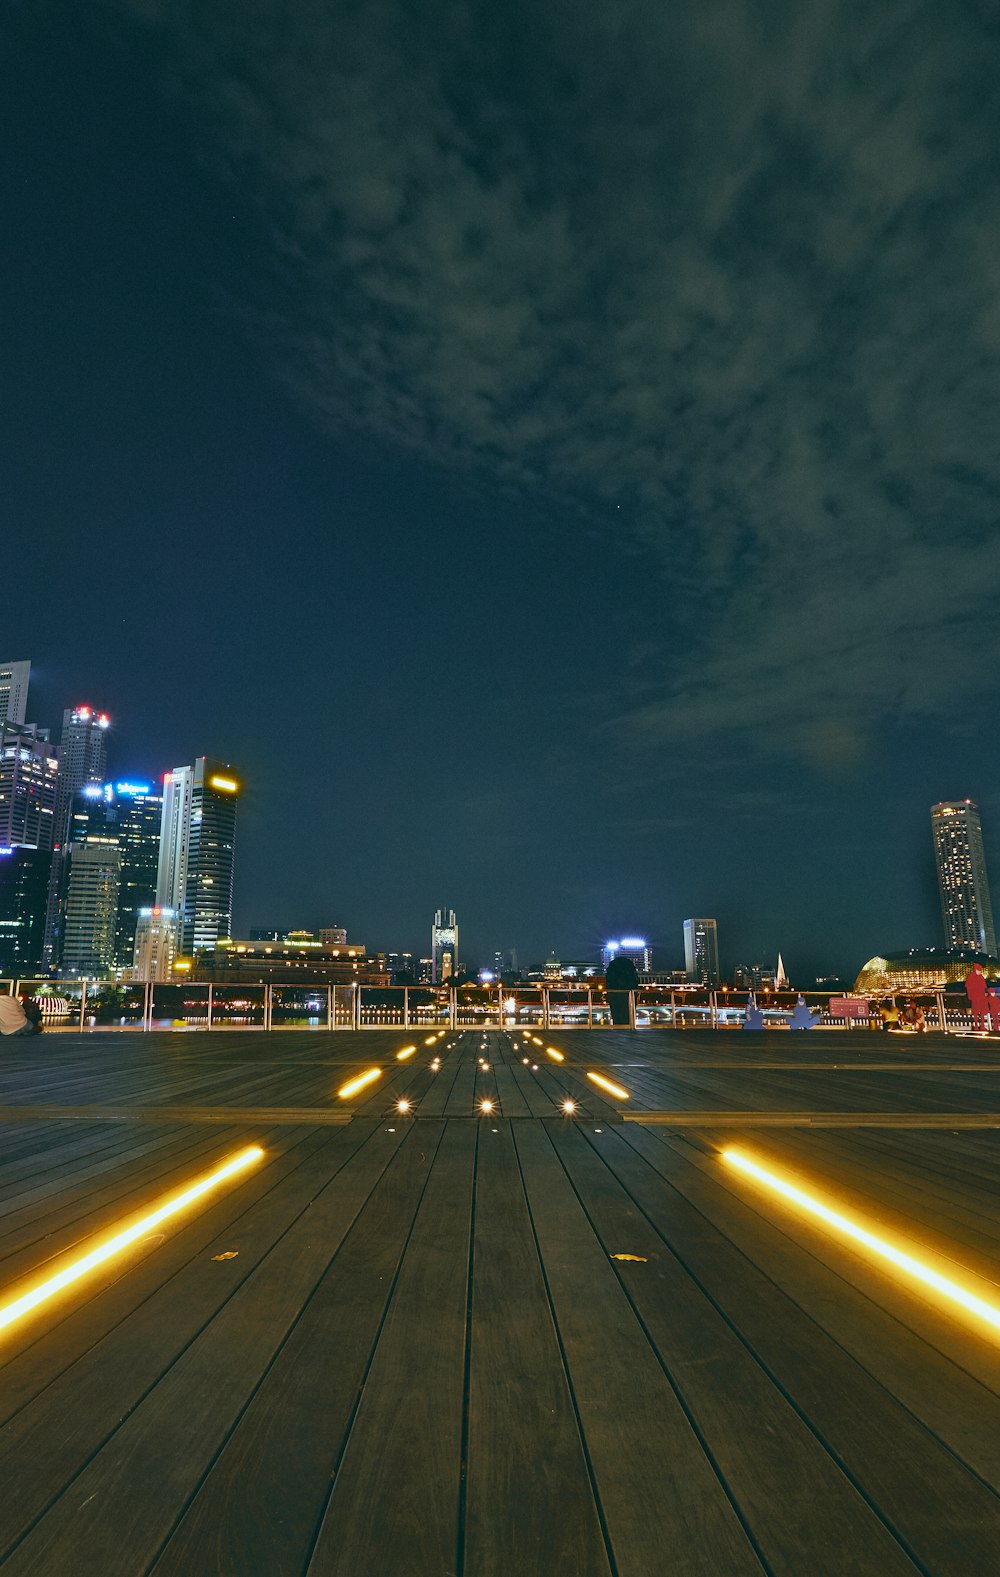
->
[115,781,153,796]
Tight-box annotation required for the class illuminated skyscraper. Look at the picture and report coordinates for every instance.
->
[59,836,121,978]
[683,918,720,987]
[42,704,110,969]
[0,845,52,976]
[601,937,652,974]
[931,800,997,957]
[0,661,30,727]
[157,759,240,955]
[432,906,458,983]
[132,906,180,982]
[0,723,58,849]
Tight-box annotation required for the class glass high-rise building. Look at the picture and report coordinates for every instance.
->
[0,845,52,976]
[931,800,997,957]
[157,759,240,956]
[0,723,58,849]
[43,705,110,970]
[683,918,720,987]
[112,782,163,966]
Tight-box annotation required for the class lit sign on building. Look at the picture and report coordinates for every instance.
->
[209,775,238,793]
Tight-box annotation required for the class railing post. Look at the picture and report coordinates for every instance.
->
[79,980,87,1032]
[449,989,457,1030]
[542,990,550,1031]
[710,990,718,1029]
[143,979,151,1031]
[353,985,361,1031]
[264,983,272,1031]
[207,983,214,1030]
[587,990,593,1029]
[935,989,948,1034]
[404,987,410,1028]
[326,985,332,1031]
[628,990,636,1030]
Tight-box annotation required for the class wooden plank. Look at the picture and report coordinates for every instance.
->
[548,1122,918,1576]
[610,1124,1000,1565]
[464,1122,611,1576]
[306,1121,477,1576]
[512,1122,761,1577]
[154,1122,447,1576]
[0,1126,324,1423]
[0,1123,386,1564]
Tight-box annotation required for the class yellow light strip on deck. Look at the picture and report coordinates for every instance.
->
[337,1068,382,1100]
[545,1047,565,1062]
[587,1072,630,1101]
[0,1146,264,1334]
[396,1046,417,1061]
[722,1148,1000,1337]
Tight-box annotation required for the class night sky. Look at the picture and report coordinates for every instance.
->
[5,1,1000,979]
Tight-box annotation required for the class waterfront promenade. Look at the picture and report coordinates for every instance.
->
[1,1027,1000,1573]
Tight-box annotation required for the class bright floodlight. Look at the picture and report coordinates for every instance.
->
[562,1100,576,1114]
[480,1099,495,1114]
[397,1099,411,1113]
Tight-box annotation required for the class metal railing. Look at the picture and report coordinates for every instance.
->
[0,980,978,1032]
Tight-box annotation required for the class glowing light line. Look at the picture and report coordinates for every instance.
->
[0,1146,264,1334]
[545,1048,565,1062]
[723,1148,1000,1336]
[337,1068,382,1100]
[396,1046,417,1061]
[587,1072,630,1101]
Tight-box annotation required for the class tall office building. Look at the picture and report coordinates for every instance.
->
[0,662,30,728]
[112,781,163,965]
[684,918,720,987]
[43,705,110,970]
[0,845,52,976]
[931,800,997,957]
[52,705,110,850]
[432,906,458,983]
[0,723,58,849]
[59,837,122,977]
[156,759,240,955]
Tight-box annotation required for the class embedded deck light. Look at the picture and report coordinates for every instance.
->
[337,1068,382,1099]
[0,1146,264,1334]
[723,1147,1000,1337]
[586,1072,630,1101]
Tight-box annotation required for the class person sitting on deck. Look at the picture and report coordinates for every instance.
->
[0,994,35,1037]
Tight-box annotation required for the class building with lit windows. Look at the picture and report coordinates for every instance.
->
[199,936,386,985]
[0,845,52,976]
[602,937,653,974]
[853,950,996,994]
[432,906,458,983]
[0,662,30,728]
[58,838,121,978]
[42,704,110,969]
[156,759,240,956]
[683,919,720,987]
[131,907,180,982]
[111,782,163,966]
[931,800,997,958]
[0,723,58,849]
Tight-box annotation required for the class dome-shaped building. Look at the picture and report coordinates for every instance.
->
[853,950,997,994]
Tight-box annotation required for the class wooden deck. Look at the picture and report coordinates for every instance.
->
[1,1027,1000,1573]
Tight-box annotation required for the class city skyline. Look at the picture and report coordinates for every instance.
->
[5,656,1000,978]
[6,2,1000,980]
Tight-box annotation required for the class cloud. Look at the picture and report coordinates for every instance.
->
[106,0,1000,749]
